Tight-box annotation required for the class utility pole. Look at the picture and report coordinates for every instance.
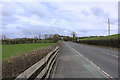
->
[108,19,110,46]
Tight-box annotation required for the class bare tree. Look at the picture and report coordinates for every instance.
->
[2,35,8,44]
[38,34,41,43]
[38,34,41,40]
[49,34,54,43]
[44,34,48,43]
[2,35,6,40]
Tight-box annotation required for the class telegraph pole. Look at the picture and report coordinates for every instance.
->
[108,19,110,46]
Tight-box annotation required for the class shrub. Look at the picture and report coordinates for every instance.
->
[79,39,119,48]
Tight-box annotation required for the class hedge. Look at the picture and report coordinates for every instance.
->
[78,39,120,48]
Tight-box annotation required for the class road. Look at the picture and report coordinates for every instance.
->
[53,41,118,78]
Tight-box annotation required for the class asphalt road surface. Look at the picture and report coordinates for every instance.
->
[54,41,118,78]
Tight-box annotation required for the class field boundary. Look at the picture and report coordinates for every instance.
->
[15,47,59,79]
[77,39,119,48]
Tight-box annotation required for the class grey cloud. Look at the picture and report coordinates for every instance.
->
[81,10,90,16]
[54,10,85,22]
[111,18,118,25]
[15,2,47,18]
[16,23,65,36]
[20,2,51,18]
[3,2,51,19]
[2,2,118,38]
[90,7,110,18]
[101,18,118,25]
[78,30,88,33]
[2,4,15,16]
[2,2,54,38]
[2,16,18,26]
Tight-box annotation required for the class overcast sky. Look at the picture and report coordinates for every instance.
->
[1,0,119,38]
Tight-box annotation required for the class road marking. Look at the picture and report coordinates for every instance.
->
[64,43,114,80]
[103,52,118,58]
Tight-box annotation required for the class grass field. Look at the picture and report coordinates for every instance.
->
[79,34,119,40]
[2,43,55,60]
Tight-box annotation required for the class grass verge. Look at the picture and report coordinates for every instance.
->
[2,43,55,60]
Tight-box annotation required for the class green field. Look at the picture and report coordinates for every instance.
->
[79,34,119,40]
[2,43,55,60]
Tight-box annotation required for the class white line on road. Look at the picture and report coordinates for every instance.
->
[103,52,118,58]
[65,43,114,80]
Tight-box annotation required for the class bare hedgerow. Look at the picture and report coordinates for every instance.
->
[2,43,60,79]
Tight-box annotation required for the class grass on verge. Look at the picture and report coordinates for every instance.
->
[2,43,55,60]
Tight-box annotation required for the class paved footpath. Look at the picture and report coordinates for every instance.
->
[53,42,109,78]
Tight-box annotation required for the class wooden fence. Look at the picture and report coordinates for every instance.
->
[15,47,59,80]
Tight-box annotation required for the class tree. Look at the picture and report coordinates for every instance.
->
[38,34,41,43]
[63,36,72,41]
[2,35,9,44]
[53,34,60,43]
[38,34,41,40]
[44,34,48,43]
[49,34,54,43]
[2,35,6,40]
[34,36,38,43]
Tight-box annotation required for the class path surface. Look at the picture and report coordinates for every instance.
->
[54,41,118,78]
